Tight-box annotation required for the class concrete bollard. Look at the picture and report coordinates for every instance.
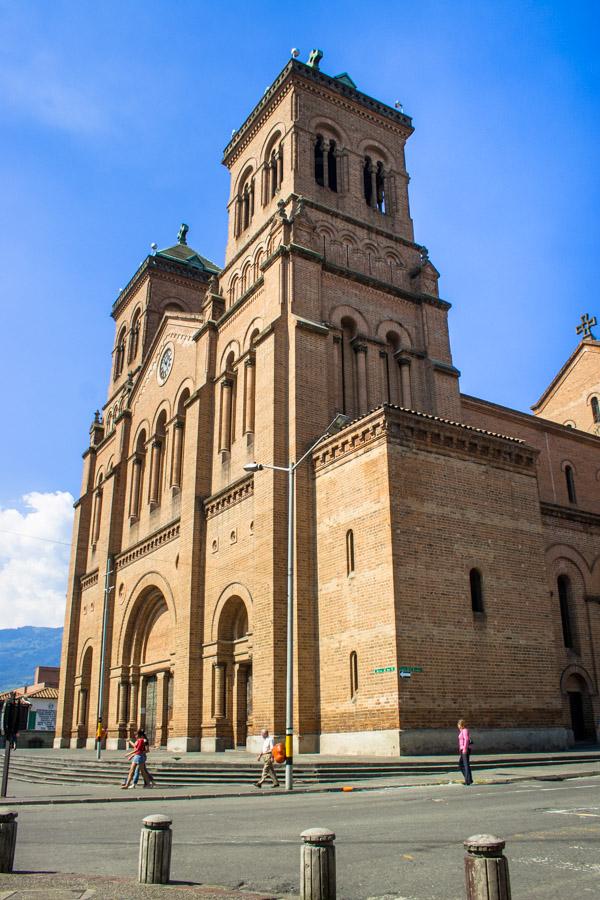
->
[464,834,511,900]
[138,814,172,884]
[300,827,336,900]
[0,809,18,873]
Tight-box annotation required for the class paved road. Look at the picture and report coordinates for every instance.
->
[10,777,600,898]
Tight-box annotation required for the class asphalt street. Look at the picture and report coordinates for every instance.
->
[9,777,600,898]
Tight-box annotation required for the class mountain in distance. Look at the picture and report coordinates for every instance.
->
[0,627,63,693]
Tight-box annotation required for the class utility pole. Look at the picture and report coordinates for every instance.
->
[96,556,114,760]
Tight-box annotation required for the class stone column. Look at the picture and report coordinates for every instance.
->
[129,456,142,519]
[148,439,162,506]
[171,421,184,489]
[379,350,390,404]
[300,828,336,900]
[243,358,256,434]
[77,688,88,728]
[0,810,18,874]
[464,835,511,900]
[139,814,172,884]
[214,664,226,719]
[322,140,330,189]
[277,147,284,185]
[397,356,412,408]
[219,378,233,452]
[128,677,139,733]
[354,343,368,415]
[370,165,377,208]
[118,679,129,731]
[155,671,169,747]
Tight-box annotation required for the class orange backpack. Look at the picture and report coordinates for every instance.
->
[272,742,286,764]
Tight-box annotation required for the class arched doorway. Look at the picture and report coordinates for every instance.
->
[122,586,174,747]
[215,595,252,748]
[564,672,595,742]
[74,645,93,746]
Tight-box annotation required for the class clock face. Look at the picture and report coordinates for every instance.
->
[157,344,174,384]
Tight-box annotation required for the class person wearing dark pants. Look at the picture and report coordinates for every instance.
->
[458,718,473,785]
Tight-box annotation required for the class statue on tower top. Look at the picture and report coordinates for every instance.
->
[177,223,189,245]
[307,49,323,69]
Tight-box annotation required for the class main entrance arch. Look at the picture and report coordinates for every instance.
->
[119,581,176,746]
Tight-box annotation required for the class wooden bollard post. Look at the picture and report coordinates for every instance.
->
[138,814,172,884]
[0,809,18,873]
[300,827,336,900]
[464,834,511,900]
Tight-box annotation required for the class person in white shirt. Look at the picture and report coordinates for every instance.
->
[254,728,280,788]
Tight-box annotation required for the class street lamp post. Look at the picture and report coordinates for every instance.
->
[244,413,349,791]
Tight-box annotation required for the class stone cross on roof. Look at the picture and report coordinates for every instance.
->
[177,223,189,245]
[576,312,597,340]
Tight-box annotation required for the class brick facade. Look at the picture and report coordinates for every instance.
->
[55,54,600,756]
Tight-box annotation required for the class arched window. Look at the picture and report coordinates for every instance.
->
[363,156,373,206]
[235,170,255,236]
[149,412,167,508]
[557,574,574,649]
[219,352,237,453]
[91,474,103,548]
[565,465,577,504]
[314,135,324,186]
[376,161,386,213]
[364,156,387,213]
[171,390,189,490]
[114,326,126,379]
[340,317,357,416]
[591,397,600,424]
[350,651,359,699]
[470,568,484,613]
[346,529,355,576]
[129,429,146,521]
[128,309,141,363]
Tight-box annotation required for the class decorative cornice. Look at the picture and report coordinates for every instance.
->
[80,569,99,592]
[204,474,254,519]
[313,405,535,475]
[115,518,180,572]
[541,502,600,529]
[222,60,412,166]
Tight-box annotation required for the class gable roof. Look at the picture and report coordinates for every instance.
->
[531,338,600,412]
[155,241,220,274]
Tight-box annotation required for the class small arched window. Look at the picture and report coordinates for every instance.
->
[346,529,355,576]
[557,574,574,649]
[128,309,141,363]
[363,156,373,205]
[114,326,126,379]
[470,568,484,613]
[591,397,600,424]
[565,465,577,504]
[350,651,359,699]
[376,161,386,213]
[236,171,255,236]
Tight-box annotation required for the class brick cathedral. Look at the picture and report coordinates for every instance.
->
[56,52,600,755]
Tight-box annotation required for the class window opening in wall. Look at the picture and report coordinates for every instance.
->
[350,651,359,699]
[565,465,577,504]
[592,397,600,424]
[327,140,338,191]
[376,162,386,213]
[557,574,574,649]
[314,135,324,186]
[346,529,355,576]
[470,568,484,613]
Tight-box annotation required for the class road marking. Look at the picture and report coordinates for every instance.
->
[546,807,600,818]
[513,855,600,874]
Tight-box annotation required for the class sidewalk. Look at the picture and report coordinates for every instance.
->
[1,756,598,806]
[0,871,287,899]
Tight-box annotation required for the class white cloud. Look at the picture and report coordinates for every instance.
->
[0,492,74,628]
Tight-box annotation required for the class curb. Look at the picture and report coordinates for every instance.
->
[3,768,598,806]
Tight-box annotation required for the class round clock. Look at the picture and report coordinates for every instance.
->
[157,343,174,385]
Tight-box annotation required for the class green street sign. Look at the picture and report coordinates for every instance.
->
[373,666,396,674]
[398,666,423,673]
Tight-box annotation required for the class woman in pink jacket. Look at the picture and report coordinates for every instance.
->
[457,719,473,785]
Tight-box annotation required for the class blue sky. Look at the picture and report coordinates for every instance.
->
[1,1,599,514]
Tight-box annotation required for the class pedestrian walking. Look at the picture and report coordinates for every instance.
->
[253,728,280,788]
[121,729,154,789]
[457,718,473,786]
